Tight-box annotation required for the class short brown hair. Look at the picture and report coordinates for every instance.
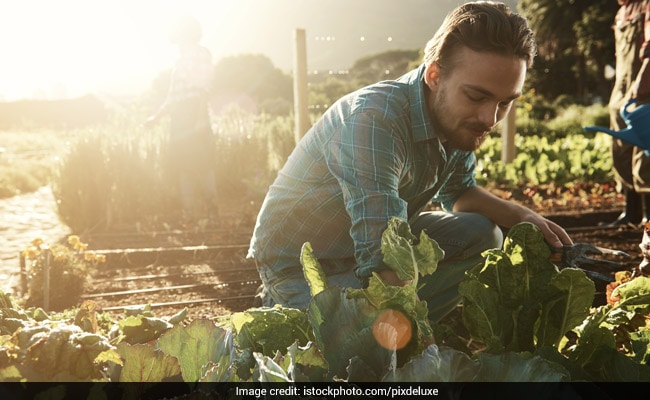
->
[423,1,536,72]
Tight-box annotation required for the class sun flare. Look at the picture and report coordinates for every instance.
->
[0,0,233,100]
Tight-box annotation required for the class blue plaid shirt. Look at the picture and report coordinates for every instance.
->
[248,65,477,280]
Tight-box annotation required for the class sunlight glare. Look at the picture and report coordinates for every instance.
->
[0,0,219,100]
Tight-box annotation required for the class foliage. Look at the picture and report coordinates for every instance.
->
[0,130,70,198]
[476,127,613,187]
[308,75,359,112]
[52,108,293,232]
[21,235,105,311]
[50,99,614,233]
[0,291,187,382]
[3,220,650,383]
[349,49,421,87]
[303,217,442,380]
[52,124,172,232]
[460,222,650,381]
[211,54,293,115]
[307,49,420,111]
[518,0,618,102]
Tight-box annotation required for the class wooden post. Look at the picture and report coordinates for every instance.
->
[43,245,50,311]
[19,251,27,296]
[293,28,310,144]
[501,104,516,163]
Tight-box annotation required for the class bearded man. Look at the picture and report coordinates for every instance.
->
[248,1,572,322]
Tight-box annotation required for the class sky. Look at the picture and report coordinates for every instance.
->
[0,0,517,101]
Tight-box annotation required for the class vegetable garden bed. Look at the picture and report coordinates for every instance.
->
[4,208,650,384]
[20,208,646,322]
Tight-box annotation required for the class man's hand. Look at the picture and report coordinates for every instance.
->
[453,186,573,249]
[521,213,573,249]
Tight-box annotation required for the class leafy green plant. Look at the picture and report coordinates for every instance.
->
[3,220,650,383]
[0,292,189,382]
[0,292,120,381]
[0,130,69,198]
[22,235,105,311]
[475,132,613,187]
[52,109,293,232]
[460,222,650,381]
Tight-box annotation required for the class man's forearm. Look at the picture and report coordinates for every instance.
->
[452,186,529,228]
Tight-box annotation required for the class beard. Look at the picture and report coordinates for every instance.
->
[428,85,491,152]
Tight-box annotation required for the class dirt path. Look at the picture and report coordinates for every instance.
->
[0,186,71,295]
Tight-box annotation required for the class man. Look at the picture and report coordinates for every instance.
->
[248,1,572,322]
[603,0,650,227]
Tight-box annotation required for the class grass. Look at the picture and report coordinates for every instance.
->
[0,102,619,233]
[0,130,72,198]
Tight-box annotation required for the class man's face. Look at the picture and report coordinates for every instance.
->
[425,47,526,152]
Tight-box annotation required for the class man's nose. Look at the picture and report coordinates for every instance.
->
[478,103,501,129]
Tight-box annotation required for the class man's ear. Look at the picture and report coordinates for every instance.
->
[424,63,441,91]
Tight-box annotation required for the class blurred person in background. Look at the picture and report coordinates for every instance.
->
[145,15,219,224]
[603,0,650,227]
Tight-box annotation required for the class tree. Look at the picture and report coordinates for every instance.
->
[349,49,421,87]
[518,0,617,102]
[307,49,421,112]
[211,54,293,114]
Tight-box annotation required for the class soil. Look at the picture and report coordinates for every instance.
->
[80,202,649,323]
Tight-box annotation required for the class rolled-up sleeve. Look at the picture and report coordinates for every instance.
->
[323,111,408,279]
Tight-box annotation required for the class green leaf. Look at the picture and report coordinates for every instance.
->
[347,218,439,350]
[630,330,650,364]
[584,346,650,381]
[307,287,391,380]
[570,325,616,369]
[155,319,235,383]
[476,352,569,382]
[348,272,417,310]
[458,279,507,353]
[280,341,328,382]
[12,324,115,381]
[383,344,479,382]
[300,242,329,297]
[252,352,291,382]
[478,223,556,306]
[613,276,650,306]
[118,315,173,344]
[230,306,311,356]
[381,217,443,281]
[166,307,188,325]
[461,223,587,354]
[537,268,595,348]
[117,342,182,382]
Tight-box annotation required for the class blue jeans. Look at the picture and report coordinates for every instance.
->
[256,211,503,322]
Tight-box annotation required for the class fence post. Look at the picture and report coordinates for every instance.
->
[293,28,310,144]
[43,245,50,311]
[19,251,27,296]
[501,104,516,163]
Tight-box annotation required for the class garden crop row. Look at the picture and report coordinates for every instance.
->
[2,219,649,384]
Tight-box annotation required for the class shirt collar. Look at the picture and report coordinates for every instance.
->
[398,64,438,143]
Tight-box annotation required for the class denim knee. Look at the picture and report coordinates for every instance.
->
[466,214,503,255]
[413,211,503,261]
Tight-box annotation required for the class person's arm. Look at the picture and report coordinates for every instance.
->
[325,110,409,281]
[452,186,573,248]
